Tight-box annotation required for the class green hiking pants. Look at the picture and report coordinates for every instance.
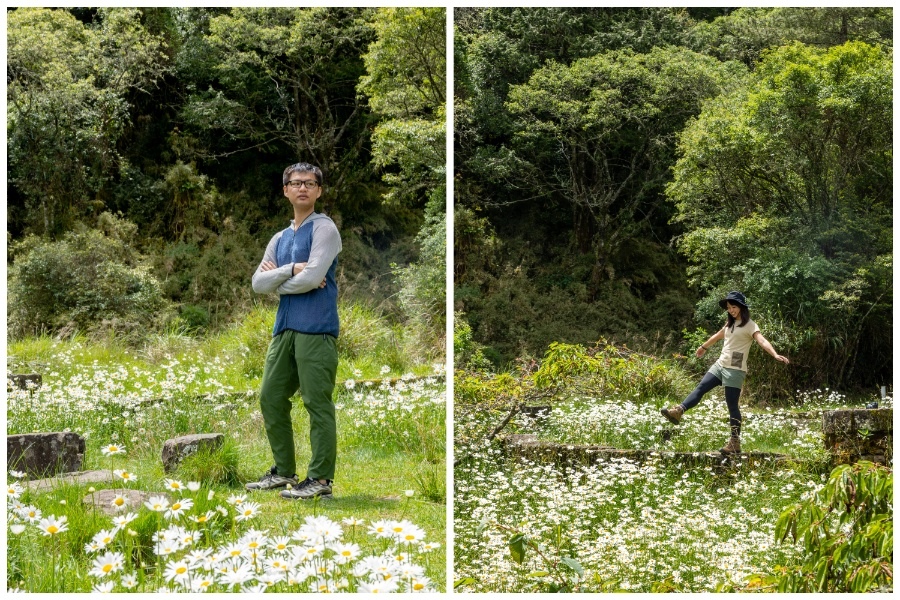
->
[259,330,338,481]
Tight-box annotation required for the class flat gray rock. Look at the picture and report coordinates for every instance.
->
[27,469,115,493]
[84,488,160,516]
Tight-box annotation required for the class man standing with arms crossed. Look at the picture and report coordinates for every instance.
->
[246,162,341,500]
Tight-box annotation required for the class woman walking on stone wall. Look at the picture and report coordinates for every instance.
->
[660,291,790,454]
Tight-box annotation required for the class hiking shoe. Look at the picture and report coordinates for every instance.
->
[245,466,298,491]
[660,404,685,425]
[279,477,333,500]
[719,435,741,455]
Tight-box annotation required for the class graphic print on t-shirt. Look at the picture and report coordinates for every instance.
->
[731,351,744,368]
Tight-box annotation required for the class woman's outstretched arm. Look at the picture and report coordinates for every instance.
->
[753,332,790,363]
[695,328,725,358]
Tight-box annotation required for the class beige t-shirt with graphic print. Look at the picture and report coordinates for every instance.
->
[715,319,760,372]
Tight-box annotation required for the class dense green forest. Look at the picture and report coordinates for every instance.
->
[454,7,892,397]
[7,7,446,351]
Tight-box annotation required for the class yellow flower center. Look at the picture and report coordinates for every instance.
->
[176,566,187,574]
[172,503,181,510]
[114,498,124,506]
[47,525,58,534]
[413,583,424,590]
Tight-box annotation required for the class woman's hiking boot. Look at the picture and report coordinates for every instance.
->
[660,404,684,425]
[719,435,741,455]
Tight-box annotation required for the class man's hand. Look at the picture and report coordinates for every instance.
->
[260,261,278,272]
[290,262,326,288]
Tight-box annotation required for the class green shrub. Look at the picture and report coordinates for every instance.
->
[8,213,173,341]
[453,312,492,371]
[744,461,893,592]
[534,341,690,401]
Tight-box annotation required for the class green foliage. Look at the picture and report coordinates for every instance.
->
[745,461,892,592]
[8,213,173,341]
[6,7,442,355]
[360,8,445,118]
[670,41,892,393]
[7,8,170,237]
[453,313,492,371]
[691,7,893,66]
[180,7,374,208]
[360,7,446,206]
[503,46,745,280]
[533,341,685,400]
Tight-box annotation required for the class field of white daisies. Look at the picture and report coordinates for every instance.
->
[453,343,891,593]
[7,305,446,593]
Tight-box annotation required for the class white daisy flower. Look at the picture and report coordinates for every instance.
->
[163,478,185,493]
[234,501,261,522]
[18,505,41,523]
[111,512,138,532]
[37,515,68,536]
[113,469,137,484]
[101,443,126,456]
[89,551,124,578]
[144,495,169,512]
[165,497,194,520]
[7,482,24,500]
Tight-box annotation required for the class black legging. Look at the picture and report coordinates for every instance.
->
[681,371,742,436]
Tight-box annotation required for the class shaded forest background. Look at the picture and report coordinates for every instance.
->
[454,7,892,397]
[7,7,445,354]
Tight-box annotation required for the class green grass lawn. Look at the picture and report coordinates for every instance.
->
[7,309,446,593]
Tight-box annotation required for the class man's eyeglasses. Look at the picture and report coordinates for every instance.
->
[286,180,320,189]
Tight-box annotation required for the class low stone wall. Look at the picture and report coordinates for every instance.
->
[502,434,790,473]
[823,408,892,466]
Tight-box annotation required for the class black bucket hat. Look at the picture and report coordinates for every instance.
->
[719,291,748,310]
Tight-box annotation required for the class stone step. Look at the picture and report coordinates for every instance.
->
[502,434,791,472]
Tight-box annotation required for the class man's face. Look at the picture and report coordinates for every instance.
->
[283,171,321,212]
